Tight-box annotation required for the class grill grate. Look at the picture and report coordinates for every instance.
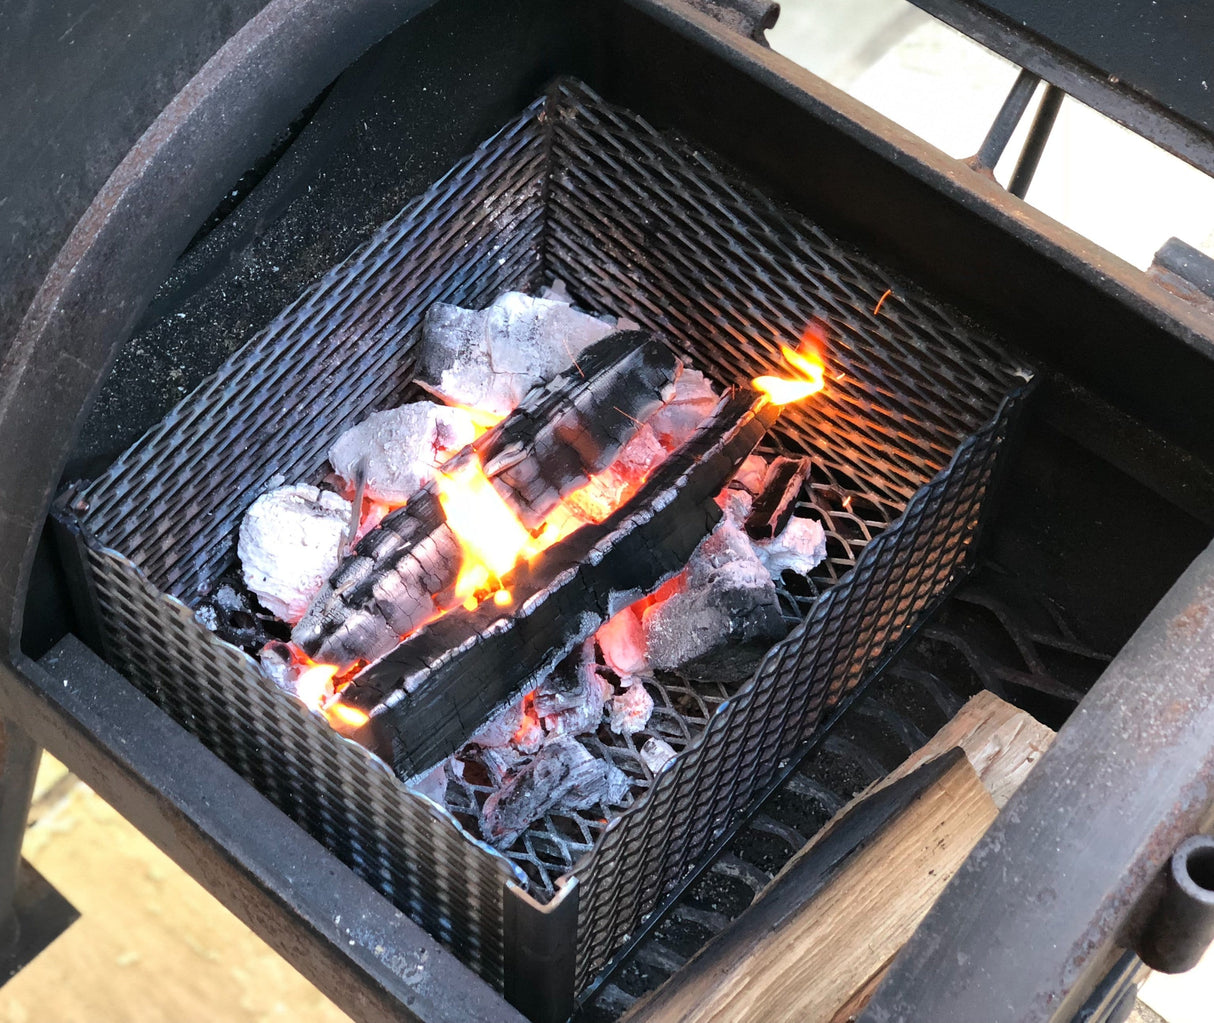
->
[55,78,1030,1002]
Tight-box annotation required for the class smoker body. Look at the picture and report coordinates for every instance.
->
[2,2,1214,1022]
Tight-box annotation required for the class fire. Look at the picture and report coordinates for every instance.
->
[752,334,830,402]
[327,702,371,729]
[435,453,636,611]
[295,661,338,708]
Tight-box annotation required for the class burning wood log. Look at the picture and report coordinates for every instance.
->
[330,390,781,779]
[291,330,682,668]
[475,329,681,530]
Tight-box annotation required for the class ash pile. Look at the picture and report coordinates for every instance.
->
[197,282,827,853]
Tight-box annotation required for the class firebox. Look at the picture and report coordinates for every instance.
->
[50,78,1028,1009]
[5,2,1214,1023]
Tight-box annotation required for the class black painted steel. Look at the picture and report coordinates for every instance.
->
[14,637,524,1023]
[1137,835,1214,974]
[54,79,1027,1004]
[861,536,1214,1023]
[0,723,40,957]
[1008,84,1064,198]
[905,0,1214,177]
[968,68,1041,174]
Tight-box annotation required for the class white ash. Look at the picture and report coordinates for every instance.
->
[416,292,616,416]
[328,401,479,505]
[642,521,786,681]
[613,423,667,480]
[647,369,720,448]
[540,278,640,330]
[535,643,612,738]
[512,711,546,755]
[194,604,219,631]
[733,454,770,496]
[480,736,630,847]
[754,516,828,577]
[467,695,532,750]
[640,736,677,774]
[411,762,448,805]
[238,485,351,623]
[609,678,654,736]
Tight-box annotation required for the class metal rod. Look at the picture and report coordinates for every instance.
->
[1008,84,1064,198]
[968,67,1040,174]
[0,721,39,958]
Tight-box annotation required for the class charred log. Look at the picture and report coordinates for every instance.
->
[292,330,680,668]
[292,490,459,667]
[745,455,811,541]
[476,329,680,529]
[331,390,781,779]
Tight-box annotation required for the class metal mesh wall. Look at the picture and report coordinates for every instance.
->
[57,79,1030,1002]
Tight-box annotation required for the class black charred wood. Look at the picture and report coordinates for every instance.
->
[476,330,680,530]
[292,490,459,669]
[333,391,781,779]
[291,331,678,669]
[480,735,630,848]
[745,455,811,541]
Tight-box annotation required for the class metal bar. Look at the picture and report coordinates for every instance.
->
[1009,84,1064,198]
[0,637,525,1023]
[861,535,1214,1022]
[968,67,1040,174]
[0,721,38,958]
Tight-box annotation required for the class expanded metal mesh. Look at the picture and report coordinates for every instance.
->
[57,79,1029,1001]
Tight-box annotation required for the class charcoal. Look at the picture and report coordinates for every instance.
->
[291,489,461,668]
[609,679,654,736]
[468,694,532,749]
[643,521,788,683]
[640,736,677,774]
[745,455,811,541]
[480,736,629,847]
[417,292,617,416]
[238,485,351,624]
[537,645,613,738]
[456,742,526,787]
[476,330,681,529]
[754,515,828,578]
[328,402,478,505]
[335,390,781,779]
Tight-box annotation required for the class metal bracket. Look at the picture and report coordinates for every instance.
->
[968,67,1065,199]
[679,0,780,45]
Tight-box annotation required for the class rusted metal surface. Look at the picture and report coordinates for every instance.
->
[861,537,1214,1023]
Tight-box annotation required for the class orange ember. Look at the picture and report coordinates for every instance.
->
[752,326,826,406]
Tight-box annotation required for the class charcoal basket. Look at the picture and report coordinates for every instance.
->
[54,79,1031,1017]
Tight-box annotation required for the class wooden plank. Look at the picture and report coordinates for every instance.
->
[625,751,997,1023]
[627,692,1054,1023]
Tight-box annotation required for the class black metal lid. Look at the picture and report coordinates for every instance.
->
[907,0,1214,176]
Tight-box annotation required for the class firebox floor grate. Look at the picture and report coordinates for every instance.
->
[572,556,1110,1021]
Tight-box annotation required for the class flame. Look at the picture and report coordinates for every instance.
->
[327,702,371,729]
[752,334,826,406]
[295,661,338,708]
